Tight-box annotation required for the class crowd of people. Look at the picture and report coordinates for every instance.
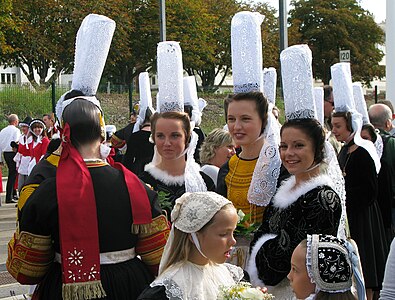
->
[1,12,395,300]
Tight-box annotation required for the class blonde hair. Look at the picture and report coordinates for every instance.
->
[199,128,233,164]
[159,203,235,274]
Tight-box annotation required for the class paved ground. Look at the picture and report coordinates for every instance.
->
[0,178,30,299]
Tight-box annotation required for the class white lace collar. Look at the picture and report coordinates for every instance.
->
[272,174,334,209]
[144,162,185,186]
[152,261,243,300]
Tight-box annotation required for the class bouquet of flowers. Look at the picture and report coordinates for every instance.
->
[217,282,275,300]
[235,210,259,236]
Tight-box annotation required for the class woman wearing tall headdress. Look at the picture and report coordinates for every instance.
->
[247,45,342,299]
[217,12,282,226]
[139,42,215,218]
[330,63,388,300]
[123,72,155,176]
[7,14,170,300]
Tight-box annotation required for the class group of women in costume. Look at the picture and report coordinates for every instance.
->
[7,13,392,300]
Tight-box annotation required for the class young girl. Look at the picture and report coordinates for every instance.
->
[288,234,365,300]
[137,192,244,300]
[27,119,49,175]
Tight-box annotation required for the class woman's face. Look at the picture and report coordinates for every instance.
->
[279,127,316,177]
[227,100,263,147]
[197,208,238,264]
[154,117,186,161]
[32,125,43,137]
[211,143,236,168]
[331,116,351,142]
[288,244,316,299]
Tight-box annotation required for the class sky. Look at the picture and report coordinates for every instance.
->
[253,0,386,23]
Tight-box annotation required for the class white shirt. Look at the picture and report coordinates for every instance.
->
[0,125,21,162]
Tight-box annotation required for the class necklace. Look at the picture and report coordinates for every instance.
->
[342,152,352,177]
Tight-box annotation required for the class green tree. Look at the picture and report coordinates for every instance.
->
[0,0,16,55]
[288,0,384,85]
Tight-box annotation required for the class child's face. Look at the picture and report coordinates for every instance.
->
[287,244,315,299]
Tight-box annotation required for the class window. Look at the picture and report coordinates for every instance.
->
[0,72,17,84]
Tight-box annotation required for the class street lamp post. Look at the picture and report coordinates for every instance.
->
[279,0,288,51]
[159,0,166,42]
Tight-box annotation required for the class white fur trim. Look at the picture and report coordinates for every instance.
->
[144,162,185,186]
[246,233,277,287]
[272,174,334,209]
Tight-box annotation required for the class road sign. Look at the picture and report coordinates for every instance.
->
[339,50,350,62]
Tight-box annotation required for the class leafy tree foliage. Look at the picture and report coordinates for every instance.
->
[0,0,16,55]
[288,0,384,85]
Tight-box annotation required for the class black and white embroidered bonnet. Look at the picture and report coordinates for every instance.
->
[306,234,365,299]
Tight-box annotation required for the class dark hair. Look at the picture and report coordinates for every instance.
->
[323,85,333,101]
[62,99,103,149]
[142,107,154,126]
[226,92,269,134]
[184,104,193,119]
[281,118,326,164]
[223,94,233,122]
[361,123,378,143]
[151,111,191,147]
[315,291,356,300]
[332,111,353,132]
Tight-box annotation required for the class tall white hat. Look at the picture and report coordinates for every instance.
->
[230,11,281,207]
[55,14,116,120]
[133,72,154,133]
[231,11,264,93]
[263,67,277,105]
[157,41,184,113]
[314,87,324,125]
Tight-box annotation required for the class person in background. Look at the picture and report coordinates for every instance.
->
[137,192,243,300]
[368,103,395,234]
[199,128,235,187]
[323,85,342,154]
[13,116,32,191]
[332,110,388,299]
[288,234,365,300]
[27,119,49,175]
[123,107,154,176]
[43,113,58,139]
[377,100,395,136]
[184,104,205,164]
[110,107,138,150]
[0,114,21,204]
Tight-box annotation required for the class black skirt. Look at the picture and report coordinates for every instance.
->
[34,258,154,300]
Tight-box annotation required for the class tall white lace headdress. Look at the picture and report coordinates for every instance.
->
[183,76,202,128]
[230,11,281,207]
[55,14,116,121]
[331,63,381,173]
[281,45,347,239]
[150,41,207,193]
[352,82,383,158]
[262,67,277,106]
[314,87,324,125]
[353,82,369,125]
[133,72,154,133]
